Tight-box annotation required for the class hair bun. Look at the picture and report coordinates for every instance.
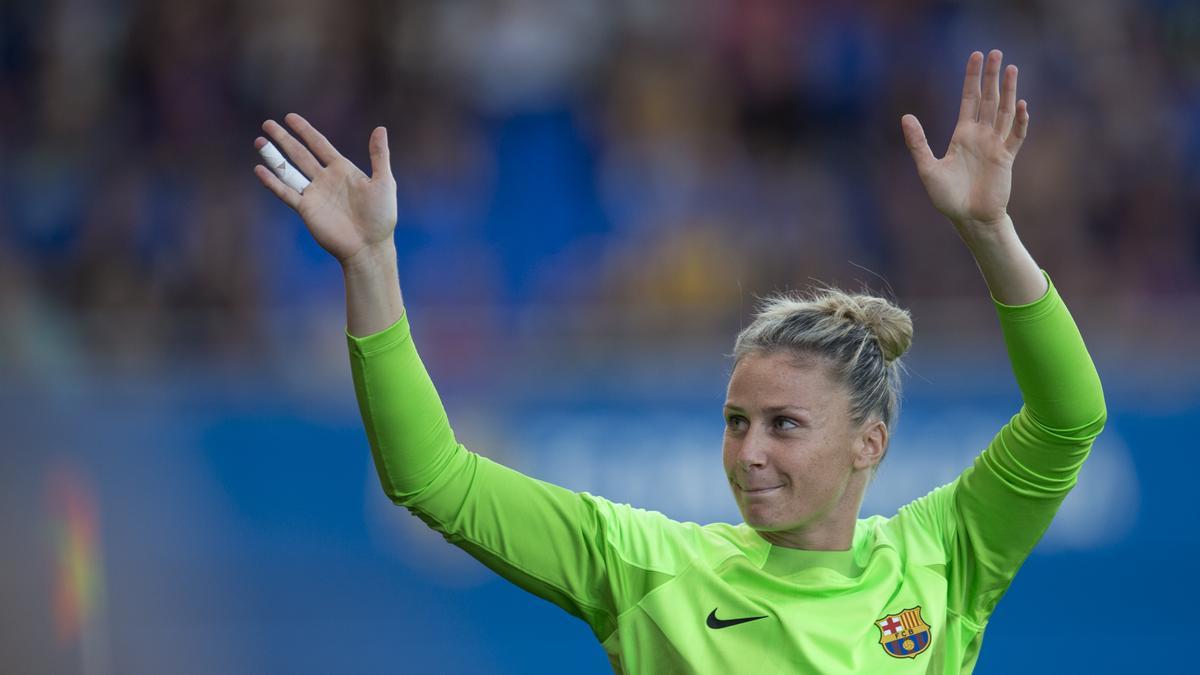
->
[816,293,913,363]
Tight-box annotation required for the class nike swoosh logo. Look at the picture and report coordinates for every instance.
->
[706,608,768,629]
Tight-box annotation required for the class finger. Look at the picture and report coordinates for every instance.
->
[957,51,984,124]
[257,139,312,194]
[285,113,345,167]
[254,164,301,210]
[901,114,937,176]
[978,49,1002,126]
[368,126,393,181]
[262,119,322,177]
[995,64,1018,134]
[1004,99,1029,154]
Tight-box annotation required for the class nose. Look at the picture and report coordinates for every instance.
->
[735,429,770,472]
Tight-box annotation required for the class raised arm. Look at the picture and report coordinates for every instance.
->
[898,51,1107,625]
[251,115,699,640]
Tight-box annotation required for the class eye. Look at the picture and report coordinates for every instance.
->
[725,414,748,432]
[774,417,800,431]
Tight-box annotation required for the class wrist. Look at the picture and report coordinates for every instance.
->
[954,218,1047,305]
[952,213,1015,251]
[341,240,398,278]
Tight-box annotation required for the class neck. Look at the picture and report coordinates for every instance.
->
[755,516,856,551]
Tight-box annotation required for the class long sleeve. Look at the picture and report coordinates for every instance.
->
[947,269,1107,624]
[347,312,459,503]
[346,312,702,643]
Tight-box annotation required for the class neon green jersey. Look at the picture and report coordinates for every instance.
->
[346,271,1105,673]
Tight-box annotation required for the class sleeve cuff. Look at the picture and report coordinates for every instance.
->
[346,311,410,358]
[990,270,1058,322]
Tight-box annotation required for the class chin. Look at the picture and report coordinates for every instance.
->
[748,519,790,532]
[739,504,809,532]
[740,509,788,531]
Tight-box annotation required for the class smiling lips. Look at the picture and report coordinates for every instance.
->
[742,485,783,494]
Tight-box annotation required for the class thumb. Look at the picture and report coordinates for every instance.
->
[900,114,936,176]
[368,126,392,181]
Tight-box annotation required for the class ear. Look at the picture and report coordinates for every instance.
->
[853,420,888,471]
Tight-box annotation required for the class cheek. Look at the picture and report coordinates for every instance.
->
[803,440,856,492]
[782,436,849,484]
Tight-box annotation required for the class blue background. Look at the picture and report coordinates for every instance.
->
[2,344,1193,673]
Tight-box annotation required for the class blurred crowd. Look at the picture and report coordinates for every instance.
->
[3,0,1199,369]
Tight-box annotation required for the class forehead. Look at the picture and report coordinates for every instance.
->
[726,350,844,410]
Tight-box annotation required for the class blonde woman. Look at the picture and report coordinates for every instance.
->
[253,50,1105,672]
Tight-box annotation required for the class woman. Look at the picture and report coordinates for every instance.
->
[253,50,1106,673]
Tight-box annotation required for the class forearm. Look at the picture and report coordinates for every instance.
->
[956,214,1047,305]
[347,306,461,502]
[992,272,1106,434]
[342,241,405,337]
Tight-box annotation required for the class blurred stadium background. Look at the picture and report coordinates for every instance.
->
[2,0,1198,672]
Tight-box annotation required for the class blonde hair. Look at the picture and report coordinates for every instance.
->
[732,286,913,440]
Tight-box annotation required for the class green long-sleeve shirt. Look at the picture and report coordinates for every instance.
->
[346,270,1105,673]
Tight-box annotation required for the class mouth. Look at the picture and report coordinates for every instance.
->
[741,485,783,495]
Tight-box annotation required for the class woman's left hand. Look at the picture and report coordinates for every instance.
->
[901,50,1029,238]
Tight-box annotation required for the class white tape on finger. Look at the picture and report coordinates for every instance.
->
[258,141,311,194]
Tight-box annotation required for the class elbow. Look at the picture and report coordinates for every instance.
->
[377,469,436,507]
[377,478,411,507]
[1063,377,1108,442]
[1087,383,1108,439]
[1023,397,1106,444]
[1069,396,1107,444]
[374,440,468,508]
[1084,406,1107,442]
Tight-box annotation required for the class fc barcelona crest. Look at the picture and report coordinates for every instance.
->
[875,606,932,658]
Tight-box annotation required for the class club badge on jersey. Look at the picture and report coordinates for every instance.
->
[875,606,932,658]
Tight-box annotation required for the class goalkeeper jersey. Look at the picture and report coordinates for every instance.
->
[346,270,1105,674]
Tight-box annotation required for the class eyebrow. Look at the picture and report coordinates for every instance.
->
[723,404,811,414]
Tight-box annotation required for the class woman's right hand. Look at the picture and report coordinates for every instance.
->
[254,113,397,266]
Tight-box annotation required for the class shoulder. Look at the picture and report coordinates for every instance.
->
[579,493,740,572]
[870,479,962,561]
